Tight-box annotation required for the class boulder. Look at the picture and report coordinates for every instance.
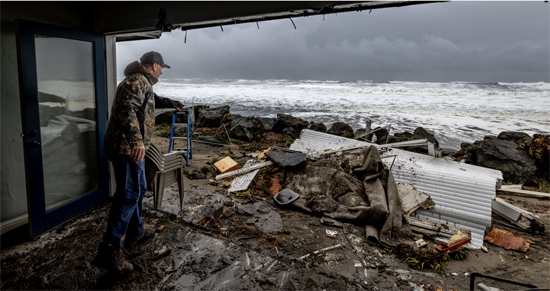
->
[386,136,402,144]
[307,121,327,133]
[374,127,389,144]
[274,114,309,138]
[155,108,175,125]
[394,131,414,140]
[475,139,537,184]
[498,131,530,143]
[413,127,440,149]
[258,117,278,132]
[454,143,476,158]
[484,135,498,140]
[354,128,368,139]
[196,105,230,128]
[283,127,299,139]
[327,122,354,138]
[229,117,255,141]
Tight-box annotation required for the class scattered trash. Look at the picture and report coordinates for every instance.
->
[436,238,471,252]
[228,159,262,193]
[257,147,272,159]
[265,150,307,167]
[156,225,165,232]
[220,227,228,236]
[492,197,545,233]
[451,272,458,276]
[447,230,469,245]
[153,246,171,260]
[216,161,273,180]
[325,230,338,238]
[484,227,530,252]
[481,245,489,253]
[214,156,239,174]
[320,217,343,228]
[273,188,300,205]
[406,216,471,242]
[298,244,342,260]
[415,239,427,248]
[396,183,436,216]
[385,242,469,273]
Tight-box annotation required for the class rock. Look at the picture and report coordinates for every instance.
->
[439,148,458,157]
[374,127,389,144]
[275,114,309,138]
[484,135,498,140]
[454,143,476,158]
[283,127,299,139]
[475,139,536,184]
[354,128,368,139]
[155,108,175,125]
[230,117,255,141]
[498,131,530,143]
[386,136,402,144]
[258,117,278,132]
[327,122,354,138]
[307,121,327,133]
[193,105,209,121]
[196,105,230,128]
[394,131,414,140]
[413,127,440,149]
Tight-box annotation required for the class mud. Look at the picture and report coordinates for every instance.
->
[2,133,550,291]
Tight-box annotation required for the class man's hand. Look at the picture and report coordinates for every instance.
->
[130,145,145,163]
[176,102,184,111]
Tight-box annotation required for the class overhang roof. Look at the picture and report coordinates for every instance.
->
[92,1,440,41]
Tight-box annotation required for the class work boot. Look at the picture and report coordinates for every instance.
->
[125,228,156,249]
[93,247,134,274]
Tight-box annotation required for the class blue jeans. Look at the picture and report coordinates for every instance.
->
[101,154,146,250]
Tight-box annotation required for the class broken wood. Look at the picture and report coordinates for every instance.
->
[215,161,273,180]
[297,244,342,260]
[436,238,471,252]
[214,157,239,174]
[484,227,530,252]
[396,183,436,214]
[498,184,550,200]
[492,198,545,233]
[406,216,471,238]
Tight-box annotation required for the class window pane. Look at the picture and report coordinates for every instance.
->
[34,35,98,210]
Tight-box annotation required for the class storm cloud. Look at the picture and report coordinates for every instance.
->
[116,1,549,82]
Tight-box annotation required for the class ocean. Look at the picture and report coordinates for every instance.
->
[154,79,549,150]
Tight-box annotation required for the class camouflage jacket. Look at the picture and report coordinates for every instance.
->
[103,61,179,156]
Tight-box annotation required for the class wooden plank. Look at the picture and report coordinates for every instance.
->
[214,157,239,174]
[497,185,550,199]
[406,216,470,237]
[216,161,273,180]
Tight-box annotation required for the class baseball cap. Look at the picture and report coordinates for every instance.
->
[140,51,171,69]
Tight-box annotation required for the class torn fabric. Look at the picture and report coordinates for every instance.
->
[284,145,412,246]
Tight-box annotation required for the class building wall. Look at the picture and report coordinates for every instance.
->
[0,2,95,227]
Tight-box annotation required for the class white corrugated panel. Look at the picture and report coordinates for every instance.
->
[290,129,503,249]
[228,159,262,193]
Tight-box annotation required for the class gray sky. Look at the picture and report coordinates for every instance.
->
[117,1,549,82]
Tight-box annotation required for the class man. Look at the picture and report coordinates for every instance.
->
[93,51,183,274]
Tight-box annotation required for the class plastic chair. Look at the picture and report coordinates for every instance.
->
[144,143,185,210]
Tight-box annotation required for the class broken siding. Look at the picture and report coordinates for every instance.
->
[290,129,503,249]
[229,160,262,193]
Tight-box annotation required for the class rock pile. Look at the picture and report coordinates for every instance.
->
[156,105,549,186]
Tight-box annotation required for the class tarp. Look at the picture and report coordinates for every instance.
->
[284,146,412,246]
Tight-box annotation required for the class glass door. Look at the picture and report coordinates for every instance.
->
[16,19,109,237]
